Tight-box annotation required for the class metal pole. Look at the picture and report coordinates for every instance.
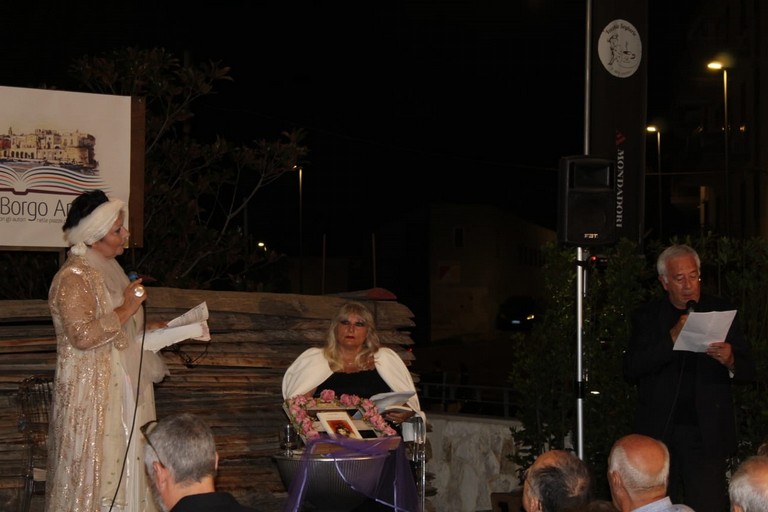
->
[576,247,585,460]
[408,416,426,512]
[647,126,663,238]
[574,0,592,461]
[723,69,729,235]
[371,233,376,288]
[583,0,592,155]
[707,61,730,234]
[657,130,662,239]
[298,166,303,293]
[321,233,326,295]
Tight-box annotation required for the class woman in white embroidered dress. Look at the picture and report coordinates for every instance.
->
[46,190,168,512]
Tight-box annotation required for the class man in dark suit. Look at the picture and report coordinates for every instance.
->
[624,244,755,512]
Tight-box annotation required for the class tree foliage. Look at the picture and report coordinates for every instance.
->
[0,47,308,297]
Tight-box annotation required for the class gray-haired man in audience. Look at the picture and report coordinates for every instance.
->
[522,449,592,512]
[728,456,768,512]
[142,412,259,512]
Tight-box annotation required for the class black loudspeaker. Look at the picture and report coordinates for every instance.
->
[557,155,617,246]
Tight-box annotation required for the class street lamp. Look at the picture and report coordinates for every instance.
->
[646,126,662,238]
[707,61,729,232]
[296,165,304,293]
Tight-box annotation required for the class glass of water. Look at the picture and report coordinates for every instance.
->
[280,423,298,457]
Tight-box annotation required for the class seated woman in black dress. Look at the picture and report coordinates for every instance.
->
[282,300,423,434]
[282,301,424,511]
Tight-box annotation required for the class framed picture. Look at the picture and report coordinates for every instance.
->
[316,411,363,439]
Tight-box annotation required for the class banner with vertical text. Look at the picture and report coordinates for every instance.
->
[589,0,648,246]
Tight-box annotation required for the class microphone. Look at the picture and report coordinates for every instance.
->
[127,271,145,297]
[686,300,697,313]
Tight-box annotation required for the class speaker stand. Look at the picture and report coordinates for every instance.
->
[575,247,587,460]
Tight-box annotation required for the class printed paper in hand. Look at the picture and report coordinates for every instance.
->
[139,301,210,353]
[352,391,415,419]
[370,391,415,412]
[674,310,736,352]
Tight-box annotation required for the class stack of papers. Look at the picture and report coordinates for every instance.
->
[139,302,210,353]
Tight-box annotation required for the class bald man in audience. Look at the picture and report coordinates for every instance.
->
[728,455,768,512]
[522,449,592,512]
[607,434,693,512]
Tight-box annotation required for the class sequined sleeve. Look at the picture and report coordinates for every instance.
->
[49,265,125,351]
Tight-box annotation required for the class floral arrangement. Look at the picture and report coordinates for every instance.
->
[284,389,397,440]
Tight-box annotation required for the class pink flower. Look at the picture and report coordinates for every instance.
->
[339,394,361,407]
[319,389,336,402]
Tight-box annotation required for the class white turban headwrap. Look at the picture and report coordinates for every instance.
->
[64,198,126,256]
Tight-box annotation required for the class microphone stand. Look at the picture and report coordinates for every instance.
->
[575,247,587,460]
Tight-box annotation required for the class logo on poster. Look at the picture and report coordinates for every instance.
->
[598,19,642,78]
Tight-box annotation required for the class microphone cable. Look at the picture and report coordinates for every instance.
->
[108,278,148,512]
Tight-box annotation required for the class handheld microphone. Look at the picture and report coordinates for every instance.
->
[686,300,697,313]
[127,271,145,297]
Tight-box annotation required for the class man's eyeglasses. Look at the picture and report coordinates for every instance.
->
[140,420,165,467]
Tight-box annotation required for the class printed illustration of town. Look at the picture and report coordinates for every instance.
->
[0,127,98,174]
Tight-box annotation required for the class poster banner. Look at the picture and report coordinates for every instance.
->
[589,1,648,246]
[0,85,132,249]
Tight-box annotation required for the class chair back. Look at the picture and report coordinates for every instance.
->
[17,375,53,512]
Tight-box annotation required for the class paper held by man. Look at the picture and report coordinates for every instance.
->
[139,301,210,352]
[674,310,736,352]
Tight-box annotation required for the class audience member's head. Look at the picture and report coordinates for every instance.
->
[607,434,670,512]
[757,439,768,457]
[728,455,768,512]
[522,449,592,512]
[143,412,219,512]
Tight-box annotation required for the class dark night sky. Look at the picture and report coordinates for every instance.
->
[3,1,691,258]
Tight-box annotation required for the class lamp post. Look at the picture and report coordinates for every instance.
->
[646,126,662,239]
[296,165,304,293]
[707,61,729,233]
